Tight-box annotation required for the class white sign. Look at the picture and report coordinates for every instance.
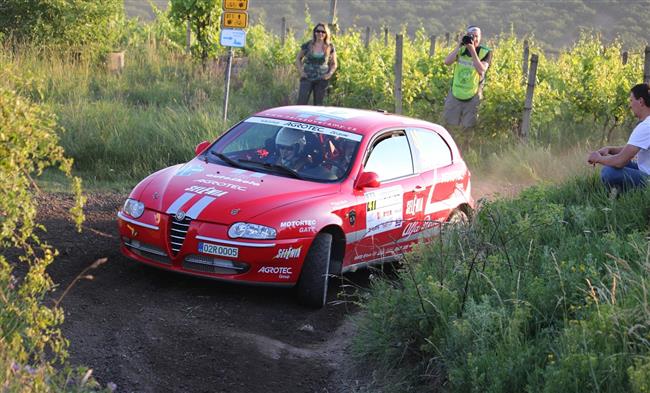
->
[220,28,247,48]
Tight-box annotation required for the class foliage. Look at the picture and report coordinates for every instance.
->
[353,176,650,392]
[0,68,106,390]
[127,1,650,50]
[0,0,126,55]
[169,0,222,62]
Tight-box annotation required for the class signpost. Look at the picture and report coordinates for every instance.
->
[221,0,249,122]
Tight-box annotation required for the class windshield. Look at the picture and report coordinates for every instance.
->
[205,116,362,182]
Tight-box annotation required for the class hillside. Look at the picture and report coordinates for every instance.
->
[124,0,649,50]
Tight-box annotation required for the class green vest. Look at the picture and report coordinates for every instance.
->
[451,46,490,100]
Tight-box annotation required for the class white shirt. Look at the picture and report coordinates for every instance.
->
[628,116,650,174]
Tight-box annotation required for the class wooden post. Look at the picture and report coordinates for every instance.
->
[644,46,650,84]
[365,27,371,48]
[522,40,529,79]
[186,19,191,54]
[281,17,286,46]
[429,35,436,57]
[329,0,338,33]
[621,50,628,65]
[107,51,125,73]
[445,32,450,46]
[521,54,539,141]
[384,27,389,47]
[394,34,403,114]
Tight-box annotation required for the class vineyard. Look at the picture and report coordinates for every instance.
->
[1,3,650,392]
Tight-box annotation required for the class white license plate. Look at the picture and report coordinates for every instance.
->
[199,242,239,258]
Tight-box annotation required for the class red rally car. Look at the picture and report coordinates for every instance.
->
[117,106,474,307]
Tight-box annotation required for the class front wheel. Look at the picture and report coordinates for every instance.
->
[297,233,333,308]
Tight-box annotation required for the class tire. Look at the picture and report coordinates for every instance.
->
[446,208,469,224]
[297,233,333,308]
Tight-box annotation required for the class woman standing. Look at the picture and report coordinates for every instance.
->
[296,23,338,106]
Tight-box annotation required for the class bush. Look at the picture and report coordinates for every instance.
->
[0,72,105,391]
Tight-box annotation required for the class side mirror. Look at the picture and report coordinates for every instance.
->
[355,171,380,189]
[195,140,210,156]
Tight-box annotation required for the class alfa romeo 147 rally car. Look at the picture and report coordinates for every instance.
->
[117,106,474,307]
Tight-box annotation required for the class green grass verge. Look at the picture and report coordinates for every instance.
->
[352,175,650,392]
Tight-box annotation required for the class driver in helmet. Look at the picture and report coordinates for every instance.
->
[275,127,308,171]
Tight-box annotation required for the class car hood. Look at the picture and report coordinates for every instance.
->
[140,159,340,224]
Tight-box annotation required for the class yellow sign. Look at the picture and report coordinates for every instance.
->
[222,11,248,29]
[223,0,248,10]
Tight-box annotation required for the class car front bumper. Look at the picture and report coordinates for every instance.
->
[117,211,312,285]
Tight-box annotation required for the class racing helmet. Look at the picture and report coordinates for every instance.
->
[275,127,307,154]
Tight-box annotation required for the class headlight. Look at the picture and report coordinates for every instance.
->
[228,222,276,239]
[123,198,145,218]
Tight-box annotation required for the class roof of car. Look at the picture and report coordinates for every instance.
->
[254,105,445,137]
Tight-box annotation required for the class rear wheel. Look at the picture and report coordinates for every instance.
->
[297,233,333,308]
[446,208,469,224]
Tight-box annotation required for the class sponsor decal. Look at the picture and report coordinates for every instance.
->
[280,220,316,231]
[152,192,160,200]
[274,246,302,260]
[364,186,404,236]
[245,117,362,141]
[199,242,239,258]
[348,210,356,226]
[230,208,240,215]
[406,196,424,216]
[206,173,262,186]
[401,215,441,237]
[176,165,204,177]
[258,266,292,279]
[154,213,161,225]
[127,224,138,237]
[194,178,247,191]
[185,185,229,197]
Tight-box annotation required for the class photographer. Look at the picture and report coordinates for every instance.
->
[442,25,492,131]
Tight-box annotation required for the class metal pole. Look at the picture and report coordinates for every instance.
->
[384,27,388,47]
[521,54,539,142]
[621,50,628,65]
[394,34,403,114]
[223,47,233,122]
[281,17,286,46]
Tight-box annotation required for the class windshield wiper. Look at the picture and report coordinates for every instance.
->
[210,151,244,169]
[238,159,304,180]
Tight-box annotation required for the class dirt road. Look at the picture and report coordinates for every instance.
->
[39,192,370,393]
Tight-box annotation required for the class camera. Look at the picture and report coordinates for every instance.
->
[461,34,474,45]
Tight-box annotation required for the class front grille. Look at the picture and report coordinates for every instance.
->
[124,239,171,265]
[169,216,191,255]
[183,254,249,275]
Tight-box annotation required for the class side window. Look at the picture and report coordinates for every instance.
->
[364,132,413,181]
[409,128,452,172]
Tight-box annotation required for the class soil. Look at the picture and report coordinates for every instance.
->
[35,192,373,393]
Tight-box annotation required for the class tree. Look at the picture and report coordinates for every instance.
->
[0,0,124,52]
[169,0,222,62]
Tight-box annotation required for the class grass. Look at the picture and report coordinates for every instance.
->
[352,177,650,392]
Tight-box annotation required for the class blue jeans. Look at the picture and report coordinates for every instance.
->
[601,162,648,191]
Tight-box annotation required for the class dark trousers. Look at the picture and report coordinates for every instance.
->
[297,78,329,106]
